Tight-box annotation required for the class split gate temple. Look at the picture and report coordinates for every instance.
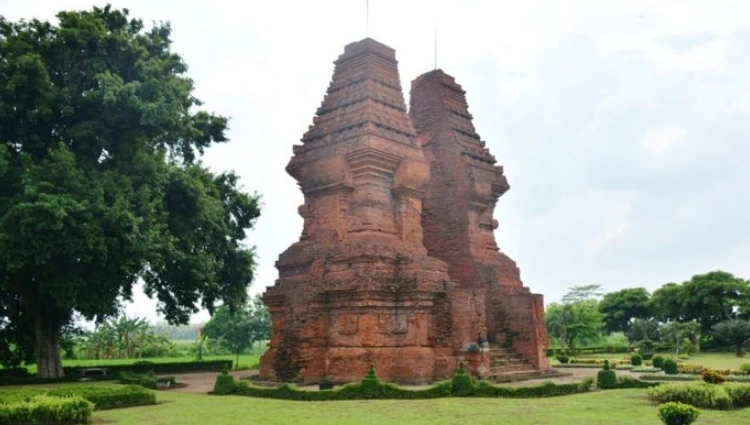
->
[259,38,549,383]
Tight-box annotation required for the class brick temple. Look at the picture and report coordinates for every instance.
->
[259,38,548,384]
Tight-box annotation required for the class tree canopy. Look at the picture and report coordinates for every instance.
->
[201,295,271,368]
[598,287,652,334]
[0,6,260,377]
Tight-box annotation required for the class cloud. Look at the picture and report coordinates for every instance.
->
[642,126,688,154]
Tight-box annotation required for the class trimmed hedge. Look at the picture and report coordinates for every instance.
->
[0,395,94,425]
[658,402,700,425]
[0,360,231,387]
[224,369,594,401]
[647,382,750,410]
[117,371,176,389]
[0,385,156,410]
[0,369,30,379]
[213,370,236,395]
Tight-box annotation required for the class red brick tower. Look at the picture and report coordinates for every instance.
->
[410,70,549,372]
[259,39,462,384]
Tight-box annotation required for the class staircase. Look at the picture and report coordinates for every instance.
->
[486,345,561,382]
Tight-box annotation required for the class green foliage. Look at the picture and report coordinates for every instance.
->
[651,272,749,333]
[599,287,652,334]
[555,354,570,364]
[201,295,270,368]
[562,285,603,303]
[0,385,155,410]
[0,394,94,425]
[663,359,679,375]
[628,318,661,343]
[702,370,726,385]
[616,377,660,389]
[546,300,603,353]
[79,315,175,360]
[631,353,643,366]
[657,402,701,425]
[0,360,230,386]
[227,369,593,401]
[213,370,236,395]
[741,363,750,374]
[597,362,618,389]
[712,319,750,357]
[117,371,175,389]
[450,363,474,396]
[645,382,750,409]
[0,5,260,377]
[654,355,666,369]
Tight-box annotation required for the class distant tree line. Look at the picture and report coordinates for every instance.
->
[545,271,750,356]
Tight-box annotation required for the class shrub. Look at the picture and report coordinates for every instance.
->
[658,402,700,425]
[642,353,654,361]
[617,377,660,389]
[0,395,94,425]
[647,382,732,409]
[663,359,678,375]
[228,376,593,401]
[213,370,236,395]
[556,354,569,364]
[359,366,384,399]
[702,370,726,385]
[450,363,474,396]
[741,363,750,375]
[653,355,665,369]
[631,353,643,366]
[678,364,707,375]
[597,361,618,389]
[0,385,155,411]
[318,380,334,390]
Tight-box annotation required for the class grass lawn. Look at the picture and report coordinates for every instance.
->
[96,389,750,425]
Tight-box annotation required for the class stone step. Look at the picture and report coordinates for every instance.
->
[487,369,571,383]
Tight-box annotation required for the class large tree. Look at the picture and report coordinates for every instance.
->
[599,287,652,334]
[0,6,260,377]
[545,300,603,353]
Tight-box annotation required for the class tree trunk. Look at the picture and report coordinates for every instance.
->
[34,318,64,378]
[235,350,240,370]
[736,344,744,358]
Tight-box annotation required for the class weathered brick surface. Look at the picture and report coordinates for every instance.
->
[259,39,461,384]
[410,70,549,371]
[259,41,548,384]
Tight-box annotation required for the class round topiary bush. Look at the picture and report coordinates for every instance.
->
[597,361,618,389]
[658,402,700,425]
[213,370,236,395]
[631,353,643,366]
[702,370,725,385]
[653,355,665,369]
[450,362,475,396]
[663,359,678,375]
[556,354,570,364]
[741,363,750,375]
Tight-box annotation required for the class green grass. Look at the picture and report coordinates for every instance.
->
[95,389,750,425]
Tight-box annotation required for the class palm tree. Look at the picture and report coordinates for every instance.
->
[712,319,750,357]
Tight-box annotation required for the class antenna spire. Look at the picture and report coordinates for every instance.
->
[434,29,438,70]
[366,0,369,37]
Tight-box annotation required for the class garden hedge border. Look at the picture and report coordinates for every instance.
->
[0,360,231,386]
[214,367,595,401]
[0,385,156,410]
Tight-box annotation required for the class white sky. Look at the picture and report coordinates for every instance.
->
[3,0,749,324]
